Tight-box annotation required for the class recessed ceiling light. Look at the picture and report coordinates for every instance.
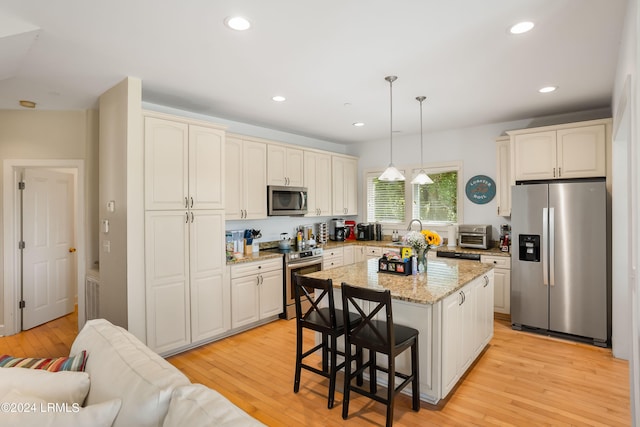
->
[19,100,36,108]
[539,86,558,93]
[352,122,364,127]
[224,16,251,31]
[272,95,286,102]
[510,21,535,34]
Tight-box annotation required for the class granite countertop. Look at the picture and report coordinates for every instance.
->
[304,257,493,305]
[321,240,511,257]
[226,251,282,265]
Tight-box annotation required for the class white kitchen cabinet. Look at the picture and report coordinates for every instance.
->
[304,150,332,216]
[230,257,283,329]
[495,136,511,216]
[481,255,510,315]
[441,272,493,398]
[145,116,225,211]
[267,144,304,187]
[225,135,268,220]
[343,245,355,265]
[145,210,227,354]
[511,122,606,182]
[323,247,344,270]
[364,246,383,260]
[354,245,366,263]
[332,155,358,215]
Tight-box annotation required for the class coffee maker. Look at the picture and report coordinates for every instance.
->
[329,218,345,241]
[344,220,356,241]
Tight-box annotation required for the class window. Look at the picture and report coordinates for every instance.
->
[366,162,462,226]
[366,172,405,223]
[412,170,458,223]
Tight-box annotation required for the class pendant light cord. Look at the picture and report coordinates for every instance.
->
[385,76,397,165]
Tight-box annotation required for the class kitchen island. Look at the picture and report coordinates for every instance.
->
[305,257,494,404]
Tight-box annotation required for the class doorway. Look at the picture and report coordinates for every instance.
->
[2,159,86,336]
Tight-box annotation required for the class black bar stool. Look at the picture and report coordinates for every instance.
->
[293,274,361,409]
[340,282,420,427]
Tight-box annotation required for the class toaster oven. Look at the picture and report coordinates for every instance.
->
[458,224,492,249]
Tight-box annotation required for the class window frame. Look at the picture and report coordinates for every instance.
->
[363,161,463,234]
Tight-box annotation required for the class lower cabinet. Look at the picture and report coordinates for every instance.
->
[481,255,511,315]
[343,245,355,265]
[323,247,344,270]
[323,269,494,404]
[441,272,494,398]
[230,258,283,329]
[145,210,228,355]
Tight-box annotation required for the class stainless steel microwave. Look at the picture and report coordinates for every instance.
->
[267,186,308,216]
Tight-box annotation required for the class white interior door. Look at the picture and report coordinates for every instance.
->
[22,168,75,330]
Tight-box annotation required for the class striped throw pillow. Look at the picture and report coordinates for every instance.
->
[0,350,87,372]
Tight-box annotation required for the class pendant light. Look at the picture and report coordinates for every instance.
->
[378,76,405,181]
[411,96,433,185]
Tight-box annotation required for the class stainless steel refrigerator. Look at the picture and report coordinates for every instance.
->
[511,179,608,346]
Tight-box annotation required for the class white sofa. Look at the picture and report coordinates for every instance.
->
[70,319,264,427]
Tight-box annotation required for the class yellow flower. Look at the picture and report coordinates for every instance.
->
[421,229,441,247]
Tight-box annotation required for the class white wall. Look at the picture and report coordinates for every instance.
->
[0,110,98,334]
[98,77,144,339]
[350,109,610,239]
[611,0,639,422]
[142,102,349,155]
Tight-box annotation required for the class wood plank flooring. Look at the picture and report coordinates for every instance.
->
[0,312,630,426]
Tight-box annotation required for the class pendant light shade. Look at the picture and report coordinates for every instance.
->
[379,76,405,181]
[411,96,433,185]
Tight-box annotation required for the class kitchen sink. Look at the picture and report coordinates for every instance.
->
[387,242,408,246]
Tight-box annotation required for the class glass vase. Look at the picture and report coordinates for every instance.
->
[417,248,428,273]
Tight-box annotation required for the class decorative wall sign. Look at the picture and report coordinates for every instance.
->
[465,175,496,204]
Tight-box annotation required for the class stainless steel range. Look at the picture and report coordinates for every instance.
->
[265,247,324,320]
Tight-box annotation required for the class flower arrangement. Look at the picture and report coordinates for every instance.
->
[403,229,442,253]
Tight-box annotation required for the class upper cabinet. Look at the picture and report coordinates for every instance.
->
[145,116,225,210]
[510,121,607,182]
[495,136,511,216]
[304,150,332,217]
[332,155,358,216]
[225,135,268,220]
[267,144,304,187]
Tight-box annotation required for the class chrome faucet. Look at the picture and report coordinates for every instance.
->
[407,219,423,231]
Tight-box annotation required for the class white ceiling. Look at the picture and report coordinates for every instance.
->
[0,0,628,144]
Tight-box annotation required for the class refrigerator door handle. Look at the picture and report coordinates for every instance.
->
[542,208,548,286]
[549,207,555,286]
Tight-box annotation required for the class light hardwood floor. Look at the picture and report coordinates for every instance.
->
[0,312,630,426]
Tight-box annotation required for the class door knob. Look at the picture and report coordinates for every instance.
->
[68,247,77,253]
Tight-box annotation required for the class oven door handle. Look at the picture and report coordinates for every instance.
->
[287,258,323,269]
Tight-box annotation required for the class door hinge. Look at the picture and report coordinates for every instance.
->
[19,300,25,309]
[18,181,25,190]
[18,241,25,250]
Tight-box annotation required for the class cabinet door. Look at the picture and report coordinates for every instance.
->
[343,246,355,265]
[441,291,462,397]
[244,141,268,219]
[556,124,606,178]
[231,275,260,329]
[145,117,189,210]
[332,156,347,215]
[225,136,244,219]
[259,269,284,319]
[189,125,225,209]
[513,131,557,181]
[354,246,365,263]
[459,282,477,373]
[286,147,304,187]
[267,144,287,186]
[145,211,190,353]
[304,151,332,217]
[495,137,511,216]
[492,268,510,314]
[343,157,358,215]
[190,211,229,342]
